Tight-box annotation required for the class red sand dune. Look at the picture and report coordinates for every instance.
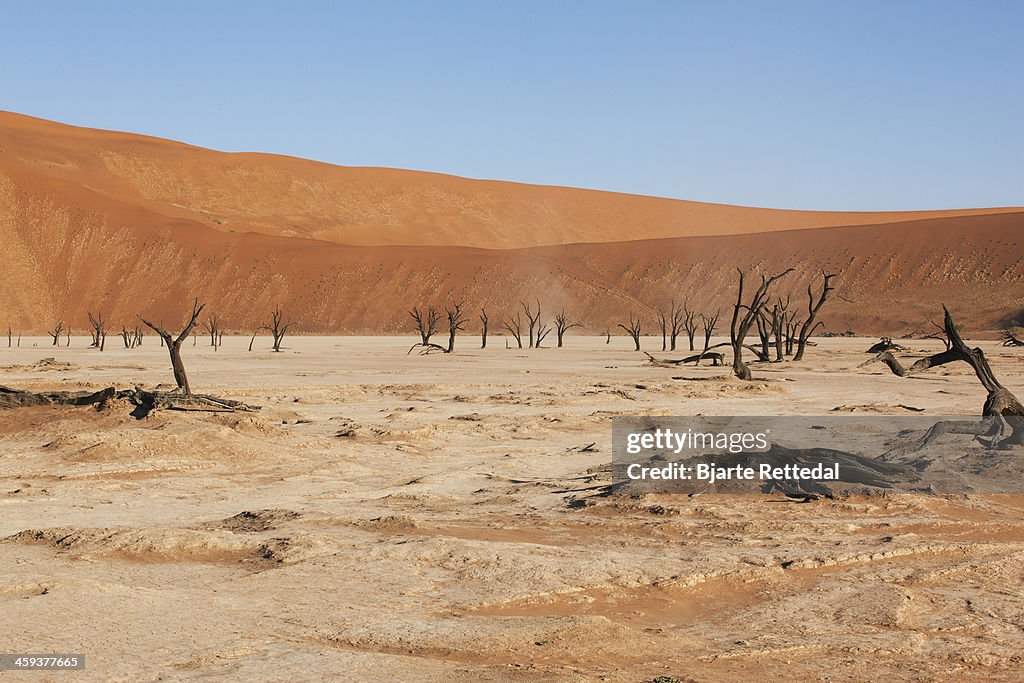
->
[1,111,1022,335]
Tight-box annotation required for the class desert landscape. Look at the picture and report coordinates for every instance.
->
[2,334,1024,682]
[2,111,1024,682]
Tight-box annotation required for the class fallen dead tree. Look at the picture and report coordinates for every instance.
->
[866,337,905,353]
[860,306,1024,445]
[644,351,725,367]
[1001,327,1024,347]
[0,385,116,409]
[0,384,259,417]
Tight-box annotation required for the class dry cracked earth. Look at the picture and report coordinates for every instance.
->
[1,336,1023,682]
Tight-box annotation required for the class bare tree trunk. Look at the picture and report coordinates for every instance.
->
[141,299,205,395]
[554,311,581,348]
[502,313,523,349]
[618,315,642,351]
[446,303,466,353]
[730,268,793,380]
[521,300,541,349]
[794,272,837,361]
[479,308,488,349]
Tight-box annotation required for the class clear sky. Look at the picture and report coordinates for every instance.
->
[2,1,1021,210]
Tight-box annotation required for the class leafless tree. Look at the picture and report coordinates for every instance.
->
[793,272,837,361]
[701,310,719,352]
[204,314,221,351]
[535,320,552,348]
[521,300,541,348]
[681,302,698,351]
[49,321,63,347]
[730,268,793,380]
[657,308,668,351]
[502,312,524,349]
[141,298,205,395]
[264,305,294,352]
[248,331,258,352]
[445,302,467,353]
[770,297,789,362]
[87,312,106,350]
[65,325,71,347]
[554,310,582,348]
[120,327,137,349]
[6,324,10,348]
[479,307,489,349]
[410,306,440,347]
[669,300,685,351]
[618,314,642,351]
[926,318,954,350]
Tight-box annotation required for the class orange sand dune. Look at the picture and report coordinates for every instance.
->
[2,110,1019,249]
[2,111,1022,335]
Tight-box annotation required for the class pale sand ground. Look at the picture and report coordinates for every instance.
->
[1,336,1023,682]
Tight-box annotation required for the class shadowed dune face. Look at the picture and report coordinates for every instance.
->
[1,110,1023,334]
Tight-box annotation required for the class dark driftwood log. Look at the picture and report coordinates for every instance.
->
[0,385,116,409]
[860,306,1024,445]
[866,337,905,353]
[120,388,260,417]
[1001,327,1024,347]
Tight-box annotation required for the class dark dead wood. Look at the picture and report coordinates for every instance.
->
[866,337,905,353]
[1001,327,1024,347]
[120,387,260,417]
[0,385,116,409]
[861,306,1024,445]
[730,268,793,380]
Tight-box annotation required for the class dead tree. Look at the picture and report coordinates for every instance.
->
[793,272,837,361]
[410,307,439,346]
[445,302,467,353]
[755,310,772,360]
[701,310,719,351]
[618,314,642,351]
[536,320,552,348]
[6,324,10,348]
[861,307,1024,444]
[205,315,221,351]
[479,308,489,349]
[605,330,611,344]
[1001,327,1024,347]
[248,331,257,352]
[521,300,541,348]
[120,327,136,349]
[265,306,293,352]
[730,268,793,380]
[502,312,524,349]
[87,312,106,350]
[657,308,668,351]
[49,321,63,347]
[554,310,582,348]
[682,303,698,351]
[668,300,684,351]
[770,298,788,362]
[141,298,205,395]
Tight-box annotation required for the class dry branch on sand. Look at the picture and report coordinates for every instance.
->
[0,385,259,417]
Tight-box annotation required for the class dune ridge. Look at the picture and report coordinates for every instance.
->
[1,111,1022,335]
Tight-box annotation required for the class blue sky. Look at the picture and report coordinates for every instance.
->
[2,1,1021,210]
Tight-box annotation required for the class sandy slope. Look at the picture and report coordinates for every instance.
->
[1,110,1019,249]
[1,336,1023,681]
[2,110,1023,334]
